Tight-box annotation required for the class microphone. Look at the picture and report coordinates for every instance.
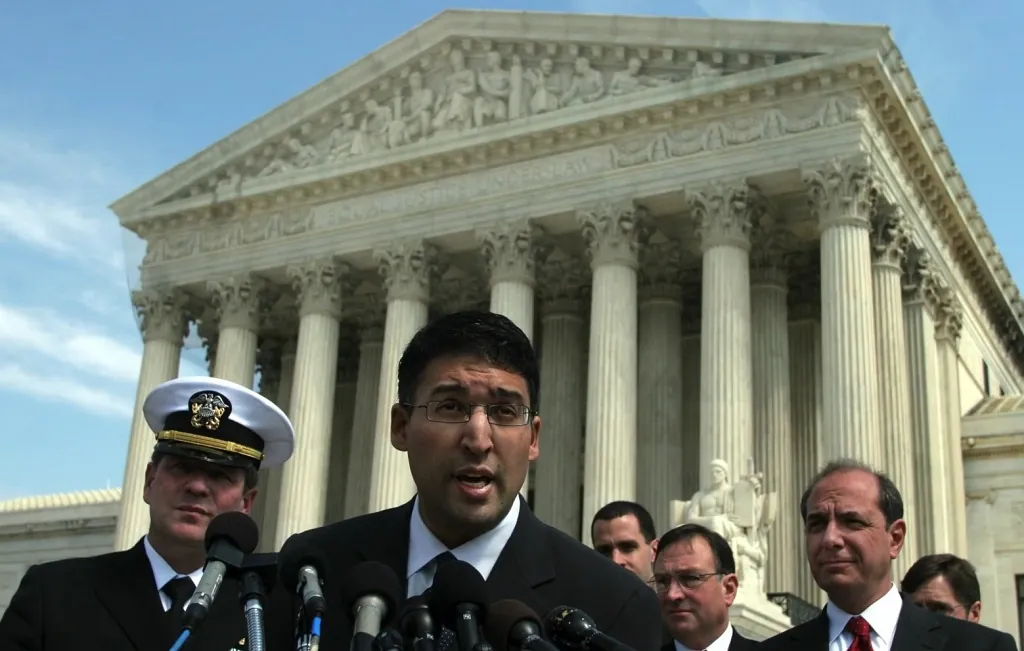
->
[542,606,635,651]
[399,595,436,651]
[342,561,402,651]
[170,511,259,650]
[485,600,559,651]
[279,543,332,637]
[238,553,278,651]
[427,560,490,651]
[374,627,405,651]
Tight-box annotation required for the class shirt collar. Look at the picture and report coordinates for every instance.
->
[826,582,903,646]
[672,623,733,651]
[406,495,521,582]
[143,535,204,591]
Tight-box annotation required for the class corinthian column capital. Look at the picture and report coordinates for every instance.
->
[132,287,190,344]
[639,233,684,301]
[538,247,589,315]
[576,199,648,268]
[750,208,796,285]
[935,287,964,346]
[373,239,438,302]
[686,180,760,252]
[207,274,268,330]
[802,156,879,230]
[902,246,943,313]
[476,219,546,286]
[287,257,350,319]
[870,199,912,270]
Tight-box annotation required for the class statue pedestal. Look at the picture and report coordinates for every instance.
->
[729,589,792,641]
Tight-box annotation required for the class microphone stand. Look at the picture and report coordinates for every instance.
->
[241,571,267,651]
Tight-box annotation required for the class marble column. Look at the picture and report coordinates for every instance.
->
[750,235,794,595]
[902,246,952,555]
[114,288,188,551]
[273,258,346,546]
[869,200,918,577]
[803,158,882,465]
[637,234,684,537]
[477,219,542,497]
[248,337,283,544]
[259,339,295,551]
[368,240,436,512]
[325,346,358,524]
[680,316,702,500]
[577,200,645,536]
[686,180,755,487]
[208,274,265,387]
[532,248,588,539]
[935,289,968,557]
[344,305,386,518]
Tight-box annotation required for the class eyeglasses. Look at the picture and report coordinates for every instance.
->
[916,600,966,616]
[407,400,533,426]
[648,571,721,593]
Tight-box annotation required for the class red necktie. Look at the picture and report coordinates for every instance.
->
[845,615,872,651]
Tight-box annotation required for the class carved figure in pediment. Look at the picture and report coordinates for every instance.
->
[403,71,435,141]
[257,137,318,177]
[523,58,562,114]
[432,49,477,133]
[322,112,357,162]
[474,50,512,127]
[608,57,673,96]
[562,57,605,107]
[215,170,241,195]
[352,99,405,155]
[692,61,723,79]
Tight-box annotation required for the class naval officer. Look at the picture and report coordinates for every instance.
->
[0,376,295,651]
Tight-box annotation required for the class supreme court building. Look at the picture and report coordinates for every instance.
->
[3,9,1024,639]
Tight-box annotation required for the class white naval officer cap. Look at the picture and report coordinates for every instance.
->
[142,376,295,471]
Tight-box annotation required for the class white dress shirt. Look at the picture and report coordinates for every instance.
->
[143,536,203,612]
[825,582,903,651]
[405,495,520,598]
[673,622,734,651]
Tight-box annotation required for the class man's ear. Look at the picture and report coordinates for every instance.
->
[391,403,410,451]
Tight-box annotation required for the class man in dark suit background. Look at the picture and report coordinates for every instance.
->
[0,376,296,651]
[758,458,1017,651]
[652,523,755,651]
[266,310,662,651]
[901,553,983,623]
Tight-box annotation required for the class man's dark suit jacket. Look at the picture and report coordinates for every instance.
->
[0,538,248,651]
[265,497,663,651]
[659,625,757,650]
[757,593,1018,651]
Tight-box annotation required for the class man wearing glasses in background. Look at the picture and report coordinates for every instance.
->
[266,310,662,651]
[651,523,756,651]
[901,553,983,623]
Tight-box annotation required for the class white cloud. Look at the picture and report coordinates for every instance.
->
[0,363,134,420]
[0,302,142,383]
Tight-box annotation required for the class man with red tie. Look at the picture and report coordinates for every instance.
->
[758,458,1016,651]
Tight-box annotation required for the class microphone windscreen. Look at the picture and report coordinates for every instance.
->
[485,599,540,651]
[428,560,488,628]
[204,511,259,554]
[341,560,402,624]
[277,543,331,593]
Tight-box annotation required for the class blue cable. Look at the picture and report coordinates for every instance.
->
[312,615,322,636]
[169,629,191,651]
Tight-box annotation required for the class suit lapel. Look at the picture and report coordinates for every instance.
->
[94,539,171,650]
[355,500,415,596]
[785,608,830,648]
[486,498,556,600]
[890,596,946,651]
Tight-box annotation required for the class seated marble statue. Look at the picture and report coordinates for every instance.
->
[683,459,744,542]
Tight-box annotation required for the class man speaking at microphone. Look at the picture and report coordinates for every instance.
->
[0,377,296,651]
[266,310,662,650]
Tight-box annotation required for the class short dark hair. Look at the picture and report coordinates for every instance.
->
[591,501,657,543]
[396,310,540,410]
[799,458,904,527]
[654,523,736,575]
[901,554,981,607]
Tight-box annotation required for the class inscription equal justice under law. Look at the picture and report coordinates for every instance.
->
[311,146,614,230]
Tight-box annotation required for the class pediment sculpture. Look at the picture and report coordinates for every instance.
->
[672,458,778,599]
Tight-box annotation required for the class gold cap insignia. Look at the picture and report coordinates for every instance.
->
[189,391,231,431]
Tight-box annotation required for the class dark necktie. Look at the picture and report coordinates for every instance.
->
[162,576,195,634]
[845,615,872,651]
[425,552,458,651]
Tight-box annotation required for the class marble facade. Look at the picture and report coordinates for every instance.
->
[3,10,1023,637]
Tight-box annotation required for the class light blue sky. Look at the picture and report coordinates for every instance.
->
[0,0,1019,500]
